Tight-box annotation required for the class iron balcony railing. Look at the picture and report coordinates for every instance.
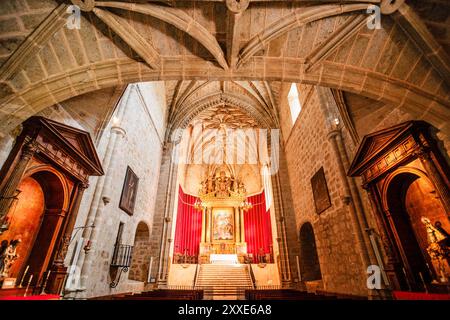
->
[111,244,133,268]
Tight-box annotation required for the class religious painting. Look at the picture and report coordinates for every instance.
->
[212,208,234,241]
[119,166,139,215]
[311,167,331,214]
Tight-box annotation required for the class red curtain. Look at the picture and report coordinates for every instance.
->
[173,186,202,259]
[244,191,274,263]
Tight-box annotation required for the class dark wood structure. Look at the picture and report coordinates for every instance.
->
[0,116,103,295]
[348,121,450,293]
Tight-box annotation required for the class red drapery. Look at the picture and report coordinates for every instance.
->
[173,186,202,259]
[244,191,274,263]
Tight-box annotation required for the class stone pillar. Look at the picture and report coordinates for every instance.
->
[157,141,179,285]
[328,130,374,293]
[271,170,292,285]
[0,140,38,233]
[74,86,131,296]
[334,130,379,268]
[77,125,126,294]
[417,147,450,214]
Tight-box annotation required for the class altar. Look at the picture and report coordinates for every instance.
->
[196,169,251,264]
[209,254,238,265]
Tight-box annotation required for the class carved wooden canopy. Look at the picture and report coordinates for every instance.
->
[347,121,433,185]
[21,116,104,181]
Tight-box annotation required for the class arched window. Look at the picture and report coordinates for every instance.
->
[288,83,301,124]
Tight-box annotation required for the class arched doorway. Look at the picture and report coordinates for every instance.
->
[386,171,449,291]
[0,169,67,288]
[129,222,151,282]
[299,223,322,282]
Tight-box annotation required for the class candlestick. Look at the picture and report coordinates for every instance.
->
[40,270,52,295]
[19,265,30,288]
[24,275,33,297]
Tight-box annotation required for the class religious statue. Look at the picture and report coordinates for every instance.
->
[421,217,450,283]
[0,240,8,278]
[0,238,21,279]
[238,182,246,195]
[215,171,231,197]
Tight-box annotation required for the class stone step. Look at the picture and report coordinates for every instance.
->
[195,263,254,300]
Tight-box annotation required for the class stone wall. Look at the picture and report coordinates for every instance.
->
[62,82,167,298]
[282,86,369,296]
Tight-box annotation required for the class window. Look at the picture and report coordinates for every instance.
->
[288,83,301,124]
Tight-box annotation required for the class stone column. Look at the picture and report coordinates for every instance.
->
[417,147,450,214]
[328,130,374,292]
[77,125,126,294]
[334,130,379,267]
[74,86,131,295]
[0,140,38,233]
[271,171,292,285]
[157,141,179,285]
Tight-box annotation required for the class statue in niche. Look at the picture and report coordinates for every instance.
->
[0,238,21,279]
[421,217,450,283]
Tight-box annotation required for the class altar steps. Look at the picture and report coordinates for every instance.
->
[195,264,254,300]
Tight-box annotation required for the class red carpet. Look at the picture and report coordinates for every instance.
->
[393,291,450,300]
[0,294,60,300]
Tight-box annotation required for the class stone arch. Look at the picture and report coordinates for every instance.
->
[167,91,276,142]
[0,167,68,286]
[381,168,449,290]
[299,222,322,282]
[128,221,151,282]
[1,58,448,138]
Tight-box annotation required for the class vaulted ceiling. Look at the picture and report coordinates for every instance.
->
[0,0,449,137]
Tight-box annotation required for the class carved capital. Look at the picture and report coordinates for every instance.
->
[226,0,249,14]
[111,125,126,137]
[413,146,432,160]
[80,181,89,189]
[71,0,95,12]
[326,129,340,141]
[21,140,39,159]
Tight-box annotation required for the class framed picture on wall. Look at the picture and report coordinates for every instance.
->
[119,166,139,215]
[311,167,331,214]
